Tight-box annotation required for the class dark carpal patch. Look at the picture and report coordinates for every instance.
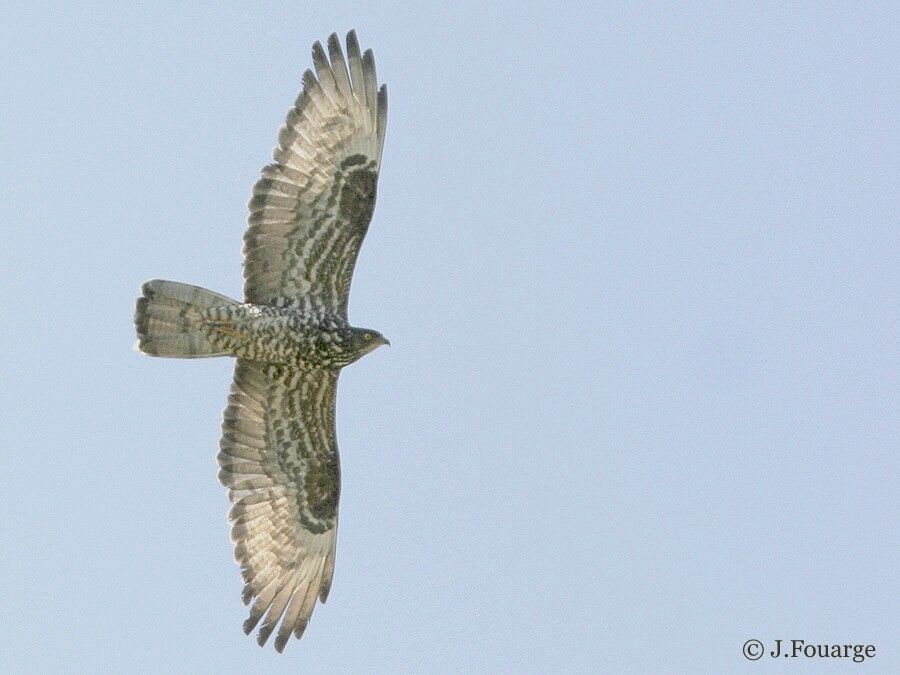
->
[340,153,367,168]
[304,456,340,522]
[338,166,377,228]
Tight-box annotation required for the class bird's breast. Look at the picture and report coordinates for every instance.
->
[201,304,346,367]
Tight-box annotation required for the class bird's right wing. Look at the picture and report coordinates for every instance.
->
[242,31,387,318]
[218,359,340,652]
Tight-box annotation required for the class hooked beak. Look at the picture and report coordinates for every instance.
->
[381,337,391,347]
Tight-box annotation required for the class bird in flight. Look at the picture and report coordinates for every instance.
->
[134,30,388,652]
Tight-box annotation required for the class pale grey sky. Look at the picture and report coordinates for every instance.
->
[1,2,897,673]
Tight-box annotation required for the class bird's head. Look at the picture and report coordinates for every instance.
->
[342,327,389,364]
[309,327,389,369]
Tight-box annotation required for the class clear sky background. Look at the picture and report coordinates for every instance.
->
[1,2,897,673]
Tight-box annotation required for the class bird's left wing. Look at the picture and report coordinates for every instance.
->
[218,359,341,652]
[243,30,387,317]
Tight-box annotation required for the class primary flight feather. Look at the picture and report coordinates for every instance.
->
[134,30,388,652]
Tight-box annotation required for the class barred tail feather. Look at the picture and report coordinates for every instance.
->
[134,280,238,358]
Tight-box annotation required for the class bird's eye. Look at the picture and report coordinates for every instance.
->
[364,333,372,340]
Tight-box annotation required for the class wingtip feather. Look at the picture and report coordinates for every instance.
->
[311,40,326,62]
[257,623,275,646]
[326,32,341,54]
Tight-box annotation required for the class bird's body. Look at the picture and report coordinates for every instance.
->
[133,31,388,652]
[140,295,383,367]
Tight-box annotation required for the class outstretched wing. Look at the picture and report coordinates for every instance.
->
[218,359,341,652]
[243,30,387,317]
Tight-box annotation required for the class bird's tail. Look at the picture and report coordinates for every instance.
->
[134,280,238,358]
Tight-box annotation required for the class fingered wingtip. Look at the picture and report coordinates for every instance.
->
[257,623,274,646]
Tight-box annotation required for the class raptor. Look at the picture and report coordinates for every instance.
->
[134,30,388,652]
